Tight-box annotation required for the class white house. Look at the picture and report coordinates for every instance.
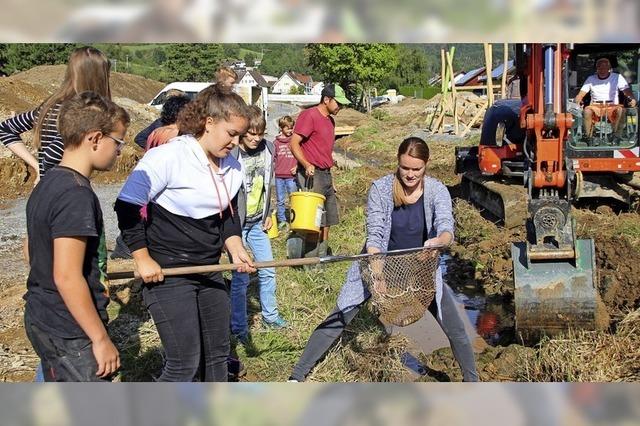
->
[310,82,325,95]
[271,71,314,94]
[235,69,269,88]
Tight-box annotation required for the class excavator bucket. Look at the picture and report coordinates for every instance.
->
[512,239,597,343]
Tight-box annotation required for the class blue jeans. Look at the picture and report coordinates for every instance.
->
[275,177,298,223]
[230,221,280,338]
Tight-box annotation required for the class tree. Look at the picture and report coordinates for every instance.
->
[152,47,167,65]
[305,44,398,110]
[244,52,256,67]
[289,85,305,95]
[164,44,225,81]
[259,45,313,78]
[0,43,78,75]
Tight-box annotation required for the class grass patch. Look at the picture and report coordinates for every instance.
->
[519,308,640,381]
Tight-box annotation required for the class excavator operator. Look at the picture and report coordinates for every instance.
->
[574,56,637,145]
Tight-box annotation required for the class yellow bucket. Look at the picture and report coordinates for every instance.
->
[267,211,279,239]
[289,191,326,233]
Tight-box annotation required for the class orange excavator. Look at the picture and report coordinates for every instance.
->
[455,43,640,341]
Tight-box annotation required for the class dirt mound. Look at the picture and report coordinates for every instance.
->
[594,235,640,319]
[9,65,165,105]
[420,344,536,382]
[0,79,47,117]
[0,66,163,199]
[378,98,430,126]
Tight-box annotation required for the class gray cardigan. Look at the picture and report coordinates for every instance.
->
[336,173,454,318]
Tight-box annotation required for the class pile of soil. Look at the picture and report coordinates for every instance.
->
[378,98,430,126]
[0,67,162,199]
[8,65,165,104]
[333,108,370,128]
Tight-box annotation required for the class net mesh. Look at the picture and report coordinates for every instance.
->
[359,248,440,327]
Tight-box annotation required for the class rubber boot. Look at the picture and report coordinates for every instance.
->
[317,240,329,258]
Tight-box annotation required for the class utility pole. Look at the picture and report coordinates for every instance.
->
[126,55,129,70]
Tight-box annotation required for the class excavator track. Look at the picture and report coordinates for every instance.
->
[461,172,529,228]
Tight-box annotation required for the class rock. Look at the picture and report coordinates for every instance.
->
[595,205,613,215]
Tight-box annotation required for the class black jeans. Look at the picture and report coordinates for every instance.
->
[143,273,230,382]
[24,307,109,382]
[290,284,479,382]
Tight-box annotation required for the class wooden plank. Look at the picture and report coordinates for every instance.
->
[446,49,459,135]
[456,85,489,91]
[335,126,356,136]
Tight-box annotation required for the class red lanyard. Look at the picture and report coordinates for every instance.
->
[207,162,234,219]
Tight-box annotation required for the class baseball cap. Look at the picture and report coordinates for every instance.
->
[321,83,351,105]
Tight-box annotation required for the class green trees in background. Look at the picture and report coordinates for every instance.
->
[252,44,313,78]
[0,44,78,75]
[0,43,503,105]
[163,44,224,81]
[305,43,398,109]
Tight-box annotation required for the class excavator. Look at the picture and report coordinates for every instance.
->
[455,43,640,341]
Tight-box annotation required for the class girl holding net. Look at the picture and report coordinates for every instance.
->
[289,137,478,382]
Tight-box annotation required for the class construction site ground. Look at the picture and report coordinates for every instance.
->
[1,66,639,382]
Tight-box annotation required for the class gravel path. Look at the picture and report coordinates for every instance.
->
[0,183,125,287]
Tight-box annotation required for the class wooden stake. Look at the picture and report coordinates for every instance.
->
[446,50,459,135]
[502,43,508,99]
[484,43,493,107]
[461,100,488,138]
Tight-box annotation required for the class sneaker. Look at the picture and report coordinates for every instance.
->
[262,316,289,329]
[278,222,288,230]
[287,377,300,382]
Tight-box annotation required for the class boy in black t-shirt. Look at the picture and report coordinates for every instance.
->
[24,92,130,381]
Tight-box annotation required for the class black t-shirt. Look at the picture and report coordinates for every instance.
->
[24,166,109,338]
[387,194,427,251]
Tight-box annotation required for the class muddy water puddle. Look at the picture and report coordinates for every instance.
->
[442,254,515,346]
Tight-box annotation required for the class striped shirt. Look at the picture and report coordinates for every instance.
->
[0,103,63,176]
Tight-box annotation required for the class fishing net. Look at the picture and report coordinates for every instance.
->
[359,248,440,327]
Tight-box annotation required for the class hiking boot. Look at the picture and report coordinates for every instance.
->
[227,356,246,381]
[317,240,330,257]
[262,316,289,330]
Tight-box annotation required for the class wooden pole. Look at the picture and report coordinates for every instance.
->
[501,43,508,99]
[440,48,446,93]
[483,43,493,106]
[446,49,459,135]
